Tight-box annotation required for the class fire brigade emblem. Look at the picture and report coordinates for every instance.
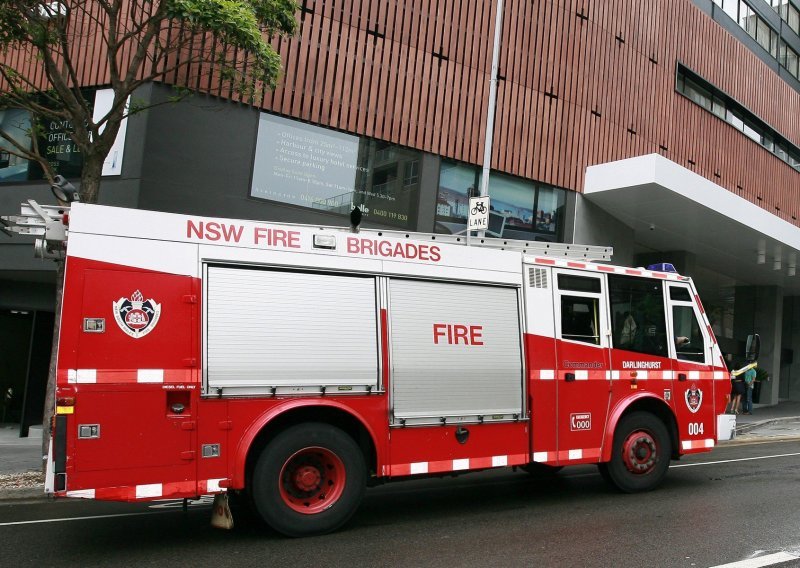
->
[113,290,161,339]
[685,384,703,414]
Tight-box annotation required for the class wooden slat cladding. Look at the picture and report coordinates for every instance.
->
[259,0,799,225]
[491,0,800,224]
[263,0,495,166]
[2,1,799,224]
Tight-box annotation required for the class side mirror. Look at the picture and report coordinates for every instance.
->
[745,334,760,362]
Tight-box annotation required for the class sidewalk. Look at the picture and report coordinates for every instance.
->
[2,402,800,501]
[0,423,45,501]
[730,400,800,443]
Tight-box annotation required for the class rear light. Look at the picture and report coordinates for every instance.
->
[62,212,69,226]
[56,396,75,414]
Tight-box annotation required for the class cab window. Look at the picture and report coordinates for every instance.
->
[669,285,707,363]
[561,296,600,345]
[608,275,667,358]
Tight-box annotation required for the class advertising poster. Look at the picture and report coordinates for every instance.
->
[251,113,419,230]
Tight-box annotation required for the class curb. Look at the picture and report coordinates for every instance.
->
[719,434,800,447]
[0,486,46,502]
[734,416,800,435]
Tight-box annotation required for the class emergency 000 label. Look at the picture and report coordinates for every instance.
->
[570,413,592,431]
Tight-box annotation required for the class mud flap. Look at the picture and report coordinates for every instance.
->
[210,493,234,530]
[44,437,54,495]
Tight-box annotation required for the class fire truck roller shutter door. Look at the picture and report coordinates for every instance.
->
[388,279,523,423]
[205,267,379,393]
[251,422,367,537]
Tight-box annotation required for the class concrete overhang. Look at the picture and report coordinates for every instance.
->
[584,154,800,296]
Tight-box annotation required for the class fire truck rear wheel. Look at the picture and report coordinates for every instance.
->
[599,411,671,493]
[252,423,366,537]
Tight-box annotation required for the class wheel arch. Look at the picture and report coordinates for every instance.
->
[601,394,679,462]
[232,400,380,490]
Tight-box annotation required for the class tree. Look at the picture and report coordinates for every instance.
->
[0,0,297,201]
[0,0,298,463]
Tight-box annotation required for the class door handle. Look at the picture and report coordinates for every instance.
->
[565,373,576,382]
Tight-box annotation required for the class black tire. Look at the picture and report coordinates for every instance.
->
[251,423,366,537]
[598,411,671,493]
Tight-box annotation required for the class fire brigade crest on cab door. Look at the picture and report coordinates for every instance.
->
[113,290,161,339]
[685,384,703,414]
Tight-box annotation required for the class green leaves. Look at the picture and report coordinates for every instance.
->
[164,0,297,88]
[0,0,299,202]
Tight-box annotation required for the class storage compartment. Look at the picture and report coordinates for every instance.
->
[205,266,379,394]
[388,279,524,424]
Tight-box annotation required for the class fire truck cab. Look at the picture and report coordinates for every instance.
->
[4,202,733,537]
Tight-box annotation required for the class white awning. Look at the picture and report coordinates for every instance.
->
[584,154,800,295]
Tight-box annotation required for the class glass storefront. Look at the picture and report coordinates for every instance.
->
[250,113,567,240]
[0,89,100,182]
[434,160,566,242]
[0,109,32,182]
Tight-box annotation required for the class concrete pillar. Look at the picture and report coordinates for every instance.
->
[734,286,783,405]
[782,297,800,401]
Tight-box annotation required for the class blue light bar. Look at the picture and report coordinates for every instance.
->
[647,263,677,273]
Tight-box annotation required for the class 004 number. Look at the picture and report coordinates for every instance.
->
[688,422,704,436]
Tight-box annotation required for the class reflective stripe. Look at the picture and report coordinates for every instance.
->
[137,369,164,383]
[135,484,163,499]
[392,454,527,476]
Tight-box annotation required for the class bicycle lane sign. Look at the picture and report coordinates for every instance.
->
[468,196,490,231]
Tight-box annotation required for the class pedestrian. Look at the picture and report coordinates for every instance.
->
[728,361,756,415]
[728,372,745,414]
[742,364,757,415]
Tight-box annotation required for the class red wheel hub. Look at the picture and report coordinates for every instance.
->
[279,447,346,514]
[621,431,658,474]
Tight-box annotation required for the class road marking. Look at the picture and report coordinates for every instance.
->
[670,451,800,469]
[709,551,800,568]
[0,510,196,527]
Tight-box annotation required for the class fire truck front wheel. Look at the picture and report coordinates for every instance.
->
[598,411,671,493]
[252,423,367,537]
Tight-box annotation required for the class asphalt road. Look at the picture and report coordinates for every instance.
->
[2,441,800,568]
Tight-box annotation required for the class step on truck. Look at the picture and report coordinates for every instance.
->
[3,201,739,537]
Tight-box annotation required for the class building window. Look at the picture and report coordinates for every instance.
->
[403,160,419,188]
[677,64,800,172]
[433,161,566,242]
[769,0,800,35]
[715,0,800,79]
[0,109,31,182]
[250,113,422,230]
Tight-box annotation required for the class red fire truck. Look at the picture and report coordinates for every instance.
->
[4,201,735,537]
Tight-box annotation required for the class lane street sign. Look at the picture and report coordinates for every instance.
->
[468,196,490,232]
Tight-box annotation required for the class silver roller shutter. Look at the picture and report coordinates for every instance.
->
[206,267,378,392]
[389,279,523,423]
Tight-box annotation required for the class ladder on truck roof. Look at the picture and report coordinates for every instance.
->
[0,200,69,259]
[1,200,613,263]
[333,226,613,262]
